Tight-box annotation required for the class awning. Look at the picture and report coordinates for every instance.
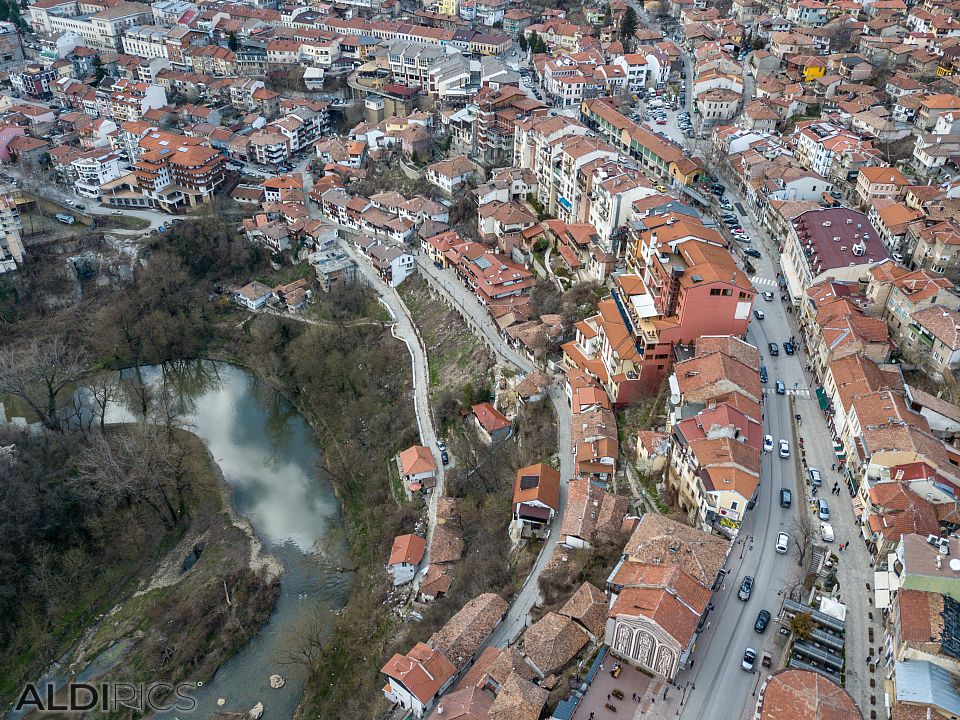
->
[833,441,846,460]
[816,386,829,411]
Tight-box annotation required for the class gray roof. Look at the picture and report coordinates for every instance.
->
[895,659,960,716]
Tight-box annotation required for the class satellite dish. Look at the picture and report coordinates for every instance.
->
[949,558,960,572]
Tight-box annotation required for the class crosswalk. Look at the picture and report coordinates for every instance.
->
[763,387,811,398]
[750,275,777,288]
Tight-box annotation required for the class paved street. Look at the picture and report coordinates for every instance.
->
[673,179,881,719]
[413,255,575,649]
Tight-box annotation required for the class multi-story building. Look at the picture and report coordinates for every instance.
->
[10,64,59,98]
[386,40,449,89]
[113,133,225,212]
[30,1,153,51]
[0,190,23,274]
[71,148,126,200]
[782,207,891,302]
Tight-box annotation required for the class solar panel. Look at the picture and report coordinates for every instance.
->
[519,475,538,490]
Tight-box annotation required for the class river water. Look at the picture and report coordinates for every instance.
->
[103,361,352,718]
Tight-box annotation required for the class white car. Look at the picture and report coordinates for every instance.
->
[754,309,765,320]
[112,209,122,215]
[776,532,789,554]
[821,523,835,542]
[763,434,774,453]
[763,291,774,301]
[779,439,790,458]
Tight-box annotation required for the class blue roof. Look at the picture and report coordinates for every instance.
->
[896,659,960,716]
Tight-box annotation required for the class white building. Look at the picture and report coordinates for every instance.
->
[72,150,126,200]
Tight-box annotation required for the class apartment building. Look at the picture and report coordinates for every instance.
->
[10,64,59,98]
[0,191,23,274]
[113,133,225,211]
[782,207,891,302]
[387,40,450,90]
[71,148,126,200]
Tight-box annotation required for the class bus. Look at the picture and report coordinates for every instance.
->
[55,213,75,224]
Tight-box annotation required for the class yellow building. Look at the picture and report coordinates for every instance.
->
[437,0,457,15]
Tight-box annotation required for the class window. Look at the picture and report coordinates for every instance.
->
[731,501,739,510]
[723,288,733,296]
[710,288,722,296]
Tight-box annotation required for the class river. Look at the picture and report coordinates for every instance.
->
[43,361,352,719]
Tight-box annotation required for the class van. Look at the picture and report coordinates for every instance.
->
[55,213,75,224]
[817,499,830,521]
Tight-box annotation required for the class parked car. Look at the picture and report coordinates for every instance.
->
[768,342,779,355]
[808,467,822,486]
[745,248,762,258]
[780,488,792,508]
[441,450,449,465]
[755,610,771,633]
[784,341,795,355]
[821,523,835,542]
[763,434,774,452]
[759,366,768,383]
[818,499,830,521]
[779,439,790,458]
[754,309,765,320]
[763,291,774,301]
[742,648,757,671]
[776,532,789,553]
[112,209,122,215]
[738,576,754,600]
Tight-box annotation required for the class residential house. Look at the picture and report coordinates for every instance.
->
[511,463,561,538]
[381,643,457,718]
[471,402,512,443]
[399,444,437,493]
[388,533,426,585]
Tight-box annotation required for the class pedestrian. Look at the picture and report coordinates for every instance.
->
[608,693,611,701]
[831,462,836,471]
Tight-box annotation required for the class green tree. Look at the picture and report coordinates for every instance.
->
[0,3,10,22]
[789,612,814,640]
[517,31,528,53]
[227,30,239,51]
[92,54,106,84]
[619,6,638,52]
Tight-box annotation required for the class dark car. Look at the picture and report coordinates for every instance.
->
[768,342,779,356]
[784,341,795,355]
[759,365,768,383]
[780,487,792,508]
[441,450,449,465]
[738,575,754,600]
[755,610,771,633]
[744,248,762,258]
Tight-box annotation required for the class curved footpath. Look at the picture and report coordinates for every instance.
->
[301,165,574,645]
[414,255,574,649]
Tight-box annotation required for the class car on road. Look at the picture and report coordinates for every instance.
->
[808,467,822,486]
[780,488,792,508]
[818,499,831,521]
[776,532,789,553]
[112,209,122,215]
[441,450,449,465]
[775,379,786,394]
[779,439,790,458]
[738,576,754,600]
[72,201,85,210]
[768,342,779,355]
[784,340,795,355]
[763,434,774,452]
[745,248,762,258]
[763,291,774,301]
[754,309,765,320]
[755,610,771,633]
[742,648,757,671]
[821,523,835,542]
[437,439,446,451]
[760,365,768,383]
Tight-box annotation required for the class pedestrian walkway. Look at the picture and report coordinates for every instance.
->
[750,275,777,288]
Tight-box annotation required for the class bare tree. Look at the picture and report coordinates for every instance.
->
[87,373,119,431]
[0,336,90,430]
[73,423,190,529]
[792,511,817,567]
